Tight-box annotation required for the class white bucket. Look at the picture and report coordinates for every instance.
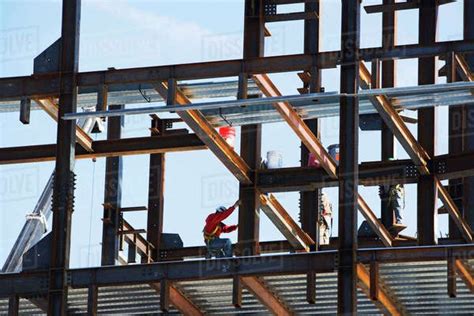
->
[266,150,283,169]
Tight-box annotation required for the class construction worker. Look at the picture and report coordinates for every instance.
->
[319,192,333,245]
[203,200,240,258]
[380,183,406,229]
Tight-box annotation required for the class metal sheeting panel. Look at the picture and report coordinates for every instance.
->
[176,279,269,315]
[380,260,474,315]
[0,80,260,114]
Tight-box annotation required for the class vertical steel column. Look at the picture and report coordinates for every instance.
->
[87,285,98,316]
[300,0,321,304]
[381,0,397,229]
[238,0,264,256]
[463,0,474,231]
[447,53,464,239]
[8,295,19,316]
[101,104,124,266]
[47,0,81,314]
[338,0,360,313]
[147,117,166,261]
[417,0,438,245]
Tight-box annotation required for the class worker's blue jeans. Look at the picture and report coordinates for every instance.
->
[206,237,233,258]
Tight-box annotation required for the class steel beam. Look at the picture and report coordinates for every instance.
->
[240,276,293,316]
[34,98,93,152]
[253,73,393,247]
[455,259,474,294]
[300,0,322,296]
[361,62,473,243]
[464,1,474,234]
[48,0,81,315]
[147,117,166,261]
[8,295,19,316]
[447,251,457,297]
[101,105,124,266]
[359,63,430,173]
[381,0,397,229]
[356,264,403,316]
[417,0,438,245]
[259,194,315,251]
[87,285,98,316]
[47,0,81,313]
[338,0,360,313]
[253,74,337,178]
[3,245,474,296]
[436,178,474,242]
[154,82,252,184]
[364,0,455,14]
[0,134,205,165]
[239,0,265,259]
[4,40,474,100]
[447,53,464,239]
[149,282,204,316]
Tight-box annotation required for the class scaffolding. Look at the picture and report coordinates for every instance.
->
[1,0,474,314]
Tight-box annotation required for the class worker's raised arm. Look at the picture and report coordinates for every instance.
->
[213,200,240,222]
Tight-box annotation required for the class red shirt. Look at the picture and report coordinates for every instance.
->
[204,206,238,238]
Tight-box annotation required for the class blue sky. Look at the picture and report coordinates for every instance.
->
[0,0,465,268]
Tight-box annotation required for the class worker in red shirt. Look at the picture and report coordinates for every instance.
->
[203,200,240,258]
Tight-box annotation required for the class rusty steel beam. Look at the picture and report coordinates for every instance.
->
[240,276,293,316]
[34,98,93,152]
[149,283,204,316]
[436,178,474,243]
[360,62,474,243]
[357,196,393,247]
[253,73,393,247]
[359,62,430,174]
[356,264,403,316]
[253,74,337,177]
[455,259,474,294]
[259,194,315,251]
[154,82,252,184]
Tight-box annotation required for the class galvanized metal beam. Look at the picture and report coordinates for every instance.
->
[259,194,315,251]
[34,98,93,152]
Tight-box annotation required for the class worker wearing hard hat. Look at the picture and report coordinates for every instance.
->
[203,200,240,258]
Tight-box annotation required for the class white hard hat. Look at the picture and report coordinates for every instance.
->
[216,206,227,213]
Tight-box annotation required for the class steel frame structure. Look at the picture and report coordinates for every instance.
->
[1,0,474,315]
